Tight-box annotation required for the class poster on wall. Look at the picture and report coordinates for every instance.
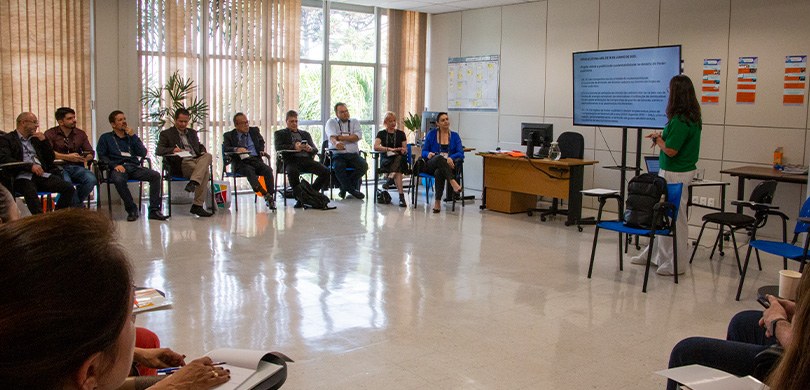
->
[447,55,500,112]
[783,55,807,105]
[702,59,722,104]
[736,56,758,104]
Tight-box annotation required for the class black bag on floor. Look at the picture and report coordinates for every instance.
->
[293,181,334,210]
[624,173,668,229]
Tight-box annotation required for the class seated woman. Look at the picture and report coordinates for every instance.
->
[666,270,810,389]
[0,209,230,389]
[419,112,463,213]
[374,111,409,207]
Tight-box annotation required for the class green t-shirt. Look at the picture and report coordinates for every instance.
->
[660,115,701,172]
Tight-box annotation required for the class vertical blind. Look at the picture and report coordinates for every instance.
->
[0,0,92,133]
[137,0,300,173]
[386,9,427,126]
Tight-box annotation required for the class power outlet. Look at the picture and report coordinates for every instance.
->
[699,196,708,205]
[692,195,700,204]
[707,198,715,208]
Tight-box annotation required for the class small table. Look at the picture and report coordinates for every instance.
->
[720,165,808,212]
[687,179,729,214]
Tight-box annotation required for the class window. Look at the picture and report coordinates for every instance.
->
[299,1,387,154]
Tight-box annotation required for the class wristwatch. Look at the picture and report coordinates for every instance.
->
[770,318,788,336]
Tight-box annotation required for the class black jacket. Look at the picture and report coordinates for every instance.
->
[0,131,58,175]
[156,127,207,176]
[273,128,318,162]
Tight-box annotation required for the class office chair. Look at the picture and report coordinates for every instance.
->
[161,157,216,217]
[319,139,368,200]
[221,149,273,211]
[534,131,584,221]
[411,154,464,212]
[689,180,777,274]
[735,195,810,300]
[94,157,146,214]
[587,182,683,292]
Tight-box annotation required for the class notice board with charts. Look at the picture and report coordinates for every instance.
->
[447,55,500,112]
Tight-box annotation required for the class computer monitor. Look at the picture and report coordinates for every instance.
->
[421,111,442,139]
[521,123,553,158]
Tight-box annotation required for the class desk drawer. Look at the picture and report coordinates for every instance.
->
[486,188,536,214]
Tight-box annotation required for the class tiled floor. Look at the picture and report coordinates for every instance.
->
[124,192,781,389]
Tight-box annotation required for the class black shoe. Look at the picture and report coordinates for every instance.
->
[148,210,169,221]
[338,190,346,199]
[293,201,304,209]
[349,190,365,199]
[382,178,395,190]
[184,180,199,193]
[190,205,213,217]
[399,195,407,208]
[126,211,139,221]
[264,194,276,210]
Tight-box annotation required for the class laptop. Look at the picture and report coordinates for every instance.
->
[644,155,660,175]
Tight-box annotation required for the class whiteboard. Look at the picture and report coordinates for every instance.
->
[447,55,500,112]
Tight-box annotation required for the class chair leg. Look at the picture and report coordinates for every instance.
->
[587,226,601,278]
[673,229,679,285]
[106,182,113,213]
[689,221,709,264]
[618,232,624,271]
[643,235,656,293]
[736,244,756,301]
[709,225,723,259]
[730,229,743,275]
[233,175,238,212]
[166,178,172,218]
[139,182,144,213]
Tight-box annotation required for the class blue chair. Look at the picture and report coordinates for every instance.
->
[735,196,810,300]
[94,158,146,214]
[161,158,216,217]
[319,140,368,200]
[587,182,684,292]
[411,154,464,212]
[221,149,273,211]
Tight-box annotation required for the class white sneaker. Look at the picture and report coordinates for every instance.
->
[655,266,685,276]
[630,254,657,266]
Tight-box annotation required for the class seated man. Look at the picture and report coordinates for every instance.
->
[0,112,75,215]
[222,112,275,210]
[156,108,213,217]
[97,110,168,221]
[274,110,329,207]
[44,107,98,206]
[325,102,368,199]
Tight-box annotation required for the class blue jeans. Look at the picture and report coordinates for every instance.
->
[332,153,368,192]
[61,164,98,206]
[666,310,776,390]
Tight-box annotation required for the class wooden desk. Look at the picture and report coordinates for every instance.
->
[477,153,597,225]
[720,165,808,212]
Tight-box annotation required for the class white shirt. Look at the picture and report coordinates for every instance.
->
[325,117,361,154]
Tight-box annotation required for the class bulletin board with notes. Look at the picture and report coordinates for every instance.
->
[447,55,500,112]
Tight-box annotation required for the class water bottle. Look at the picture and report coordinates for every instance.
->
[548,141,561,161]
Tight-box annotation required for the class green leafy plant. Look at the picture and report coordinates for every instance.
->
[403,112,422,144]
[141,70,209,133]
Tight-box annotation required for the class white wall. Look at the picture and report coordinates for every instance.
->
[426,0,810,237]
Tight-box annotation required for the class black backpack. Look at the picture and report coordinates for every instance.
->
[293,181,335,210]
[624,173,668,229]
[376,189,392,204]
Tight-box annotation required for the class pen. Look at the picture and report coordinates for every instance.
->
[157,362,227,375]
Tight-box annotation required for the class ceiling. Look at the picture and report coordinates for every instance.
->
[330,0,538,14]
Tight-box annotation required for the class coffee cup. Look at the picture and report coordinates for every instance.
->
[779,270,802,300]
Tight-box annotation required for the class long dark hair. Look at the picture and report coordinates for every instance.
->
[768,271,810,389]
[665,75,701,125]
[0,209,133,388]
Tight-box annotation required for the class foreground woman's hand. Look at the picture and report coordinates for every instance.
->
[149,357,230,389]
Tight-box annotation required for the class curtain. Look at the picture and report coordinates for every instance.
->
[386,9,427,133]
[137,0,300,174]
[0,0,92,134]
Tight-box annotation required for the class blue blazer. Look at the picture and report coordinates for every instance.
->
[421,129,464,160]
